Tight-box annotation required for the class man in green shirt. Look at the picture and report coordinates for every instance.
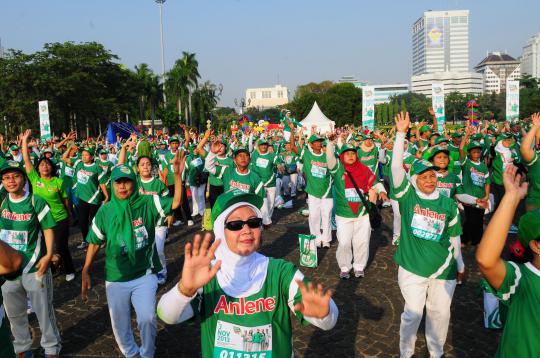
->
[0,160,61,357]
[520,112,540,211]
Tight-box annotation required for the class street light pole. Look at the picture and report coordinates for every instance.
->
[155,0,167,135]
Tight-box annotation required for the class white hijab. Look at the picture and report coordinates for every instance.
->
[212,202,269,298]
[409,172,439,200]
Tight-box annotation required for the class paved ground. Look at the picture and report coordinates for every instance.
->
[23,194,501,357]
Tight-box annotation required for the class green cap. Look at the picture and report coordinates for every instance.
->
[419,125,432,134]
[467,141,483,151]
[10,145,20,151]
[0,160,25,176]
[488,125,497,132]
[428,132,440,140]
[427,145,449,160]
[233,146,250,156]
[518,209,540,248]
[256,138,269,146]
[409,159,438,176]
[211,190,264,224]
[497,132,513,141]
[42,148,54,154]
[99,149,108,155]
[338,143,357,156]
[82,147,95,156]
[361,134,373,140]
[169,136,180,143]
[435,136,449,145]
[111,165,136,182]
[308,134,324,143]
[451,132,463,138]
[470,133,483,141]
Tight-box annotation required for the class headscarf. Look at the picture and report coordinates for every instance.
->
[109,178,147,264]
[340,151,376,214]
[212,202,269,298]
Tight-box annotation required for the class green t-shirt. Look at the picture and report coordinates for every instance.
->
[96,159,114,187]
[185,154,205,187]
[57,160,76,188]
[72,160,106,204]
[300,146,332,199]
[204,153,234,187]
[524,151,540,206]
[329,161,368,218]
[215,165,265,198]
[392,178,462,280]
[189,258,309,358]
[250,150,278,187]
[27,168,68,222]
[86,194,172,282]
[486,262,540,358]
[357,146,379,175]
[281,151,298,175]
[0,193,56,276]
[137,176,169,227]
[435,171,463,199]
[160,150,180,186]
[461,158,491,198]
[493,145,520,185]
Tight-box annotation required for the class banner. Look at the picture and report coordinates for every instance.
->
[427,23,443,48]
[506,80,519,121]
[431,83,445,134]
[362,86,375,130]
[38,100,51,140]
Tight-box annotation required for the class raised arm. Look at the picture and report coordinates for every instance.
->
[325,136,337,171]
[20,129,34,174]
[429,107,438,134]
[171,150,186,210]
[459,126,472,161]
[520,113,540,163]
[476,165,528,289]
[391,112,410,187]
[288,120,300,155]
[196,129,212,157]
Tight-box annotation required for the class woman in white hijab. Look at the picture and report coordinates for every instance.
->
[157,190,338,357]
[391,112,464,358]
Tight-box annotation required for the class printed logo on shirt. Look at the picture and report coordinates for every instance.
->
[139,188,158,196]
[310,161,327,178]
[214,320,273,357]
[36,182,45,188]
[411,204,446,242]
[470,167,486,187]
[229,180,250,193]
[1,210,31,221]
[214,295,276,315]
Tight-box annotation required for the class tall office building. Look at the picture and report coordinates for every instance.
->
[521,29,540,79]
[411,10,482,95]
[412,10,470,75]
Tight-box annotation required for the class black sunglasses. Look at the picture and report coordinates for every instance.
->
[225,217,263,231]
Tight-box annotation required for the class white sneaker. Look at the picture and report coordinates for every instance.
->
[77,241,87,249]
[187,220,195,226]
[65,273,75,282]
[381,201,392,208]
[322,242,331,249]
[173,220,183,227]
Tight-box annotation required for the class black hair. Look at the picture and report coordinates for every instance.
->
[35,157,58,178]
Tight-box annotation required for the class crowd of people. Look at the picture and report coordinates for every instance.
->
[0,108,539,357]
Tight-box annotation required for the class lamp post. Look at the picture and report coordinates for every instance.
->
[155,0,166,135]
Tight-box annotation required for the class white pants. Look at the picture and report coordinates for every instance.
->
[281,173,298,196]
[106,274,158,358]
[391,199,401,237]
[190,184,206,217]
[307,194,333,245]
[335,215,371,272]
[1,270,61,355]
[398,267,456,358]
[155,226,167,277]
[261,187,276,225]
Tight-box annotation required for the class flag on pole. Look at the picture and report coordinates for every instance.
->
[362,87,375,130]
[506,80,519,121]
[38,100,51,140]
[431,83,445,134]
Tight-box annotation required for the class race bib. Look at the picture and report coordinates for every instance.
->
[256,158,269,168]
[411,213,445,242]
[310,165,327,179]
[0,230,29,251]
[134,226,149,250]
[344,188,361,203]
[214,320,272,358]
[77,171,89,184]
[64,167,75,177]
[191,157,203,167]
[470,171,485,187]
[437,187,451,198]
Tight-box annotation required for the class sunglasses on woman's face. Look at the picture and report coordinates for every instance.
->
[225,217,263,231]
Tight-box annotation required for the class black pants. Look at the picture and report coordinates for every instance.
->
[208,184,224,208]
[54,218,75,274]
[168,184,192,222]
[462,205,485,245]
[491,183,505,212]
[78,200,100,242]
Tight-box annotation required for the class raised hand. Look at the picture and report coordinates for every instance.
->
[294,280,333,319]
[20,129,32,144]
[179,233,221,297]
[428,107,435,117]
[531,112,540,127]
[210,139,225,154]
[502,165,528,201]
[395,112,410,133]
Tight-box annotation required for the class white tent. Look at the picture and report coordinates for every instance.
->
[299,101,335,133]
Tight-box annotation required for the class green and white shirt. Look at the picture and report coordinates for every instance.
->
[185,154,205,187]
[72,160,106,204]
[524,151,540,206]
[461,158,490,199]
[300,146,332,199]
[192,259,309,358]
[281,151,298,175]
[86,194,172,282]
[96,158,114,187]
[392,179,462,280]
[329,161,368,218]
[250,150,279,188]
[0,192,56,276]
[357,145,379,176]
[486,261,540,358]
[435,171,463,199]
[214,165,265,198]
[160,150,180,186]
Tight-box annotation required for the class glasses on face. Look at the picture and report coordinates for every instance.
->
[2,174,22,182]
[225,217,263,231]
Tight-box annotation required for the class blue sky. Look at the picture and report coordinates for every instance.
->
[1,0,539,107]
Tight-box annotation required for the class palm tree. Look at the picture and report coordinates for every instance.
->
[165,51,200,125]
[192,81,221,130]
[134,63,162,132]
